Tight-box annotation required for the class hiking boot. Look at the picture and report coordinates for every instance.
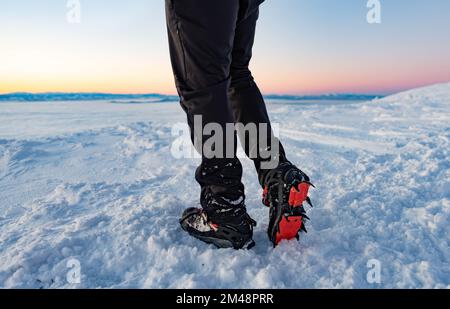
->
[262,162,314,247]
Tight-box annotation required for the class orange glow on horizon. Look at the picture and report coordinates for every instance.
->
[1,60,448,96]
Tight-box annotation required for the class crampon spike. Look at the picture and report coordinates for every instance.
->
[305,181,316,189]
[301,224,308,234]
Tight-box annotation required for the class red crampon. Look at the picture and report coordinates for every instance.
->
[263,181,314,246]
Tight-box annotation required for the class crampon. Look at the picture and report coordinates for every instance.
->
[262,164,314,247]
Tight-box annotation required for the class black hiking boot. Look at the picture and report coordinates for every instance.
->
[180,194,257,250]
[262,162,314,247]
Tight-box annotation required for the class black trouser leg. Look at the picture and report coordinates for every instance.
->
[166,0,281,211]
[165,0,244,208]
[228,6,288,187]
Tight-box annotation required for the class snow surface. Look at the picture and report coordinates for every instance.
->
[0,83,449,288]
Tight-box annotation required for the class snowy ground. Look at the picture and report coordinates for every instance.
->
[0,83,449,288]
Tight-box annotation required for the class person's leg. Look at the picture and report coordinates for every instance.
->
[229,1,313,247]
[228,1,287,187]
[165,0,256,249]
[166,0,243,206]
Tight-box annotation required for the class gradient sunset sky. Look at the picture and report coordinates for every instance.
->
[1,0,450,95]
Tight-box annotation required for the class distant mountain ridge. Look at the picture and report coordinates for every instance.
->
[0,92,179,102]
[264,94,382,101]
[0,92,382,102]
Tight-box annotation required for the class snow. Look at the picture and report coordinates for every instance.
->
[0,83,449,288]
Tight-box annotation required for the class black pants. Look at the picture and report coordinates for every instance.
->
[166,0,286,208]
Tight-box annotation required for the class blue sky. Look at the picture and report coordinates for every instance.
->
[1,0,449,94]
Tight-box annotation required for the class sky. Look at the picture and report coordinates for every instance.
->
[1,0,450,95]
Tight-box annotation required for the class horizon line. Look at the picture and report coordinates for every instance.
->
[0,92,385,103]
[0,90,387,97]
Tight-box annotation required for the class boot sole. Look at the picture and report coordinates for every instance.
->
[269,182,310,246]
